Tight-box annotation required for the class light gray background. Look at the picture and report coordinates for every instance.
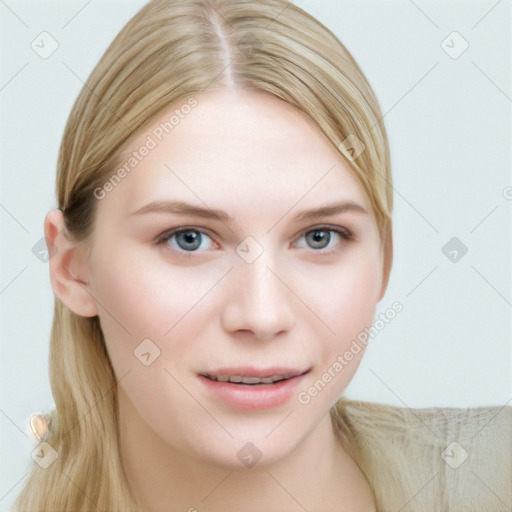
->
[1,0,511,509]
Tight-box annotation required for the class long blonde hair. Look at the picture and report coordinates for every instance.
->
[16,1,393,510]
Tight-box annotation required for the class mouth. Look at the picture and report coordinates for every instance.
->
[200,373,304,385]
[198,367,310,410]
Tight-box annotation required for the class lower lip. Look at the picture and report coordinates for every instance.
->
[198,374,307,410]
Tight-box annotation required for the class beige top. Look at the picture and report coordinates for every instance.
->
[332,397,512,511]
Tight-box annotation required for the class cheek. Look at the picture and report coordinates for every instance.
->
[88,244,226,372]
[309,250,383,335]
[337,259,382,328]
[300,251,382,394]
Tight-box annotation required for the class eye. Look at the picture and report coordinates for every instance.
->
[154,225,353,256]
[155,228,216,253]
[294,226,353,253]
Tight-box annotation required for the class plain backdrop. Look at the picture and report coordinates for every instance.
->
[1,0,511,509]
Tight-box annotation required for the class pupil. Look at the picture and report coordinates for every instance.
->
[308,230,329,249]
[178,231,200,250]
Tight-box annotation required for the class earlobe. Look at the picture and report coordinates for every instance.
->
[378,225,393,302]
[44,209,98,318]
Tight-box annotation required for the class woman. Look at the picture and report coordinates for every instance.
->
[15,1,510,511]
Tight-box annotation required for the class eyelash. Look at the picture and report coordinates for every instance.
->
[154,225,354,257]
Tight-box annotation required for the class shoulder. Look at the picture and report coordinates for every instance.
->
[332,397,512,512]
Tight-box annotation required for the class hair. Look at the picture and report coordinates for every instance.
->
[16,1,394,510]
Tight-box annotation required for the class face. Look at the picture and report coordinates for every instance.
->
[75,89,388,468]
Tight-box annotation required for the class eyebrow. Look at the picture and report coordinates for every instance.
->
[130,199,368,223]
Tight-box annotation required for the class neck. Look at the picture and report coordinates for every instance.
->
[118,389,375,512]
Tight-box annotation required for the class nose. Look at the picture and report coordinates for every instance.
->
[220,252,297,340]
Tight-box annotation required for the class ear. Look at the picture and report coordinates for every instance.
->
[44,209,98,317]
[378,224,393,302]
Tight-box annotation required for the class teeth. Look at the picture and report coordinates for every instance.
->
[206,374,291,384]
[240,377,261,384]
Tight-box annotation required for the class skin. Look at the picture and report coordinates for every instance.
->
[45,88,392,512]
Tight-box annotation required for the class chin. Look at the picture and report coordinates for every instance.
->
[204,443,292,472]
[188,414,323,472]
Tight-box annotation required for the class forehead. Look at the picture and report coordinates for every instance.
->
[104,89,370,218]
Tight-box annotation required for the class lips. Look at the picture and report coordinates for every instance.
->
[198,367,310,410]
[202,374,295,384]
[200,367,308,384]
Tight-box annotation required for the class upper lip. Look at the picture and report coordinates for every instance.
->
[200,367,310,379]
